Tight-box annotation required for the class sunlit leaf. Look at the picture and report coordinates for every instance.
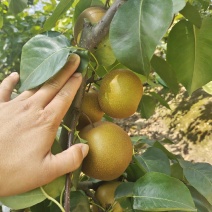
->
[172,0,186,14]
[110,0,173,75]
[133,172,196,211]
[203,81,212,95]
[167,17,212,94]
[43,0,75,31]
[19,31,71,92]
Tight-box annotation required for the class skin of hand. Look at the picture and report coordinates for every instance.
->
[0,54,89,196]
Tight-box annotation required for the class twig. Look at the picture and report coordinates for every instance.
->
[59,77,87,211]
[79,0,127,50]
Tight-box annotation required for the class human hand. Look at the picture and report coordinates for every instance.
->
[0,54,89,196]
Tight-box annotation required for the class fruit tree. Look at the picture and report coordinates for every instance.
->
[0,0,212,212]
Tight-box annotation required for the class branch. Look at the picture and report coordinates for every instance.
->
[79,0,127,50]
[59,77,87,211]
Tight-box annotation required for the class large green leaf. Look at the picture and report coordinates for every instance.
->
[151,55,179,94]
[43,0,75,31]
[189,186,212,212]
[110,0,173,75]
[172,0,186,14]
[180,2,202,28]
[179,160,212,205]
[166,17,212,94]
[8,0,27,15]
[133,172,196,211]
[135,147,171,175]
[0,188,46,210]
[19,31,71,92]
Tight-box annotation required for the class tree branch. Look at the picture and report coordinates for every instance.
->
[59,77,87,211]
[79,0,127,50]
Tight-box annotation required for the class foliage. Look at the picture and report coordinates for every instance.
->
[0,0,212,212]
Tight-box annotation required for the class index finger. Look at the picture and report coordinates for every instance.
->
[30,54,80,108]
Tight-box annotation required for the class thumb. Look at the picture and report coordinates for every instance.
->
[46,143,89,179]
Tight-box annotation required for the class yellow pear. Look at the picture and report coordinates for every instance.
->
[80,121,133,181]
[93,181,123,212]
[98,69,143,118]
[77,90,104,130]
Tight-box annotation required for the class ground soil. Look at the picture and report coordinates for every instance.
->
[115,86,212,164]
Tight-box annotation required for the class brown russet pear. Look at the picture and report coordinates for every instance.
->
[80,121,133,181]
[98,69,143,118]
[93,181,123,212]
[77,90,104,130]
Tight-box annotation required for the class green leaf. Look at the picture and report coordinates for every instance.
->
[8,0,27,15]
[30,199,51,212]
[133,172,196,211]
[172,0,186,14]
[151,54,179,95]
[70,191,90,212]
[150,92,171,109]
[115,182,134,199]
[135,147,171,175]
[180,2,202,28]
[43,0,75,31]
[110,0,173,75]
[179,160,212,205]
[167,17,212,94]
[138,95,157,119]
[115,182,134,212]
[170,163,184,181]
[153,141,179,160]
[19,31,70,92]
[203,81,212,95]
[0,14,3,29]
[0,188,46,210]
[126,162,146,182]
[189,186,212,212]
[72,49,89,76]
[42,175,65,198]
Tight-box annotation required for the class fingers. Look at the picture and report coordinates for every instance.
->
[14,89,37,101]
[45,72,82,122]
[0,72,19,102]
[43,144,89,181]
[31,54,80,108]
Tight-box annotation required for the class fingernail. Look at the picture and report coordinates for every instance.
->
[10,72,19,77]
[81,144,89,158]
[72,72,82,78]
[68,54,79,63]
